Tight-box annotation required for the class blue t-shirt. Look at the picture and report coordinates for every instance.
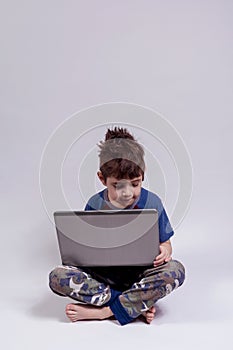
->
[85,187,174,243]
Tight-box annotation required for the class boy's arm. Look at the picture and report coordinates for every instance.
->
[153,239,172,267]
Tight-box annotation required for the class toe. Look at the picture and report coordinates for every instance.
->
[66,303,77,311]
[66,311,76,315]
[66,304,72,311]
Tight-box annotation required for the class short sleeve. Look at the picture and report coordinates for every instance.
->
[138,188,174,243]
[158,206,174,243]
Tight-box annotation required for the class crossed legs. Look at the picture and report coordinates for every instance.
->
[49,260,185,325]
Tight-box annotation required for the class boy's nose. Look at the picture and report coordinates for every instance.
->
[122,186,132,197]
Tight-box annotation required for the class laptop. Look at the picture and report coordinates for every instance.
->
[54,209,159,267]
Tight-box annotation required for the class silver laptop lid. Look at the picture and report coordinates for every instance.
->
[54,209,159,267]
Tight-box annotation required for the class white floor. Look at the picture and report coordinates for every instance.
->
[2,271,232,350]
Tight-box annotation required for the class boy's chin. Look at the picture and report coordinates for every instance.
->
[117,199,134,208]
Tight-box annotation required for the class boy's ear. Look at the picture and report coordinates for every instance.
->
[97,171,106,185]
[142,167,146,181]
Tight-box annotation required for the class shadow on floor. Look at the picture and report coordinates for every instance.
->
[29,294,69,322]
[29,293,166,326]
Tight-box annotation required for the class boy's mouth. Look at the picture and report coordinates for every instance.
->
[119,197,134,204]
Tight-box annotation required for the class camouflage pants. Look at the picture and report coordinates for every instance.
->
[49,259,185,325]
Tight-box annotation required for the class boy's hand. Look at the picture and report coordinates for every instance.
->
[153,240,172,267]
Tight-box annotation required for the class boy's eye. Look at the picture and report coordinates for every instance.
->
[113,184,124,189]
[113,182,140,189]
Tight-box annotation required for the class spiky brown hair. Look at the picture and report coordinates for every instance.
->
[98,127,145,181]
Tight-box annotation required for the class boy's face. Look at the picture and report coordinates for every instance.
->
[97,172,143,208]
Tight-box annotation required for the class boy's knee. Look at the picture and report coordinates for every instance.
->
[48,267,60,292]
[48,266,69,295]
[168,259,185,286]
[48,265,87,296]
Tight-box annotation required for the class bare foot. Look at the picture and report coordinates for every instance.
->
[141,306,156,324]
[65,303,113,322]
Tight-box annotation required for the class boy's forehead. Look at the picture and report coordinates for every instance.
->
[108,176,142,183]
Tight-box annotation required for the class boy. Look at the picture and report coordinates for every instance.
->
[49,127,185,325]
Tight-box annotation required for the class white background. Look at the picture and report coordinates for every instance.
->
[1,1,233,349]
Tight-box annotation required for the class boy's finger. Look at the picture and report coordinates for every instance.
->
[154,258,163,266]
[164,256,172,262]
[155,252,165,260]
